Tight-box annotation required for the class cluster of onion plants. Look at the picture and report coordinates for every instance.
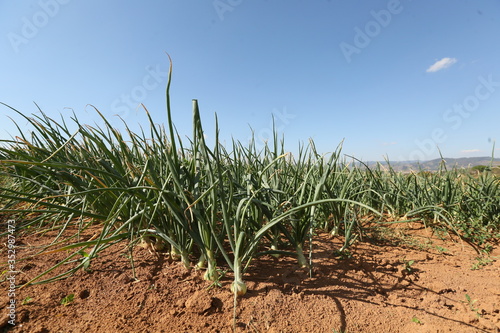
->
[0,99,378,297]
[1,65,498,297]
[355,158,499,244]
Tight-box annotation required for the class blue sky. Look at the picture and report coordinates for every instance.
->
[1,0,499,161]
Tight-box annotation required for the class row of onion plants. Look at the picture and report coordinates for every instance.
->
[1,64,498,296]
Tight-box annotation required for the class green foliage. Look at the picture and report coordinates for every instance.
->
[60,294,74,306]
[471,165,491,173]
[401,257,415,273]
[21,296,33,305]
[435,246,448,253]
[470,256,494,270]
[463,294,482,317]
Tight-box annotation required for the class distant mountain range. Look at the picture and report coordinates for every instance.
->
[360,157,500,172]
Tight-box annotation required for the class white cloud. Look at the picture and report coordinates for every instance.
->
[426,57,458,73]
[461,149,481,154]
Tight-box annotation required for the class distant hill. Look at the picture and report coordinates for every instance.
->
[360,157,500,172]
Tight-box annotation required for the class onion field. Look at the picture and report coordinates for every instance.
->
[1,67,499,301]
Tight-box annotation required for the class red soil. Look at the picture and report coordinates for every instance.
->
[1,223,499,332]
